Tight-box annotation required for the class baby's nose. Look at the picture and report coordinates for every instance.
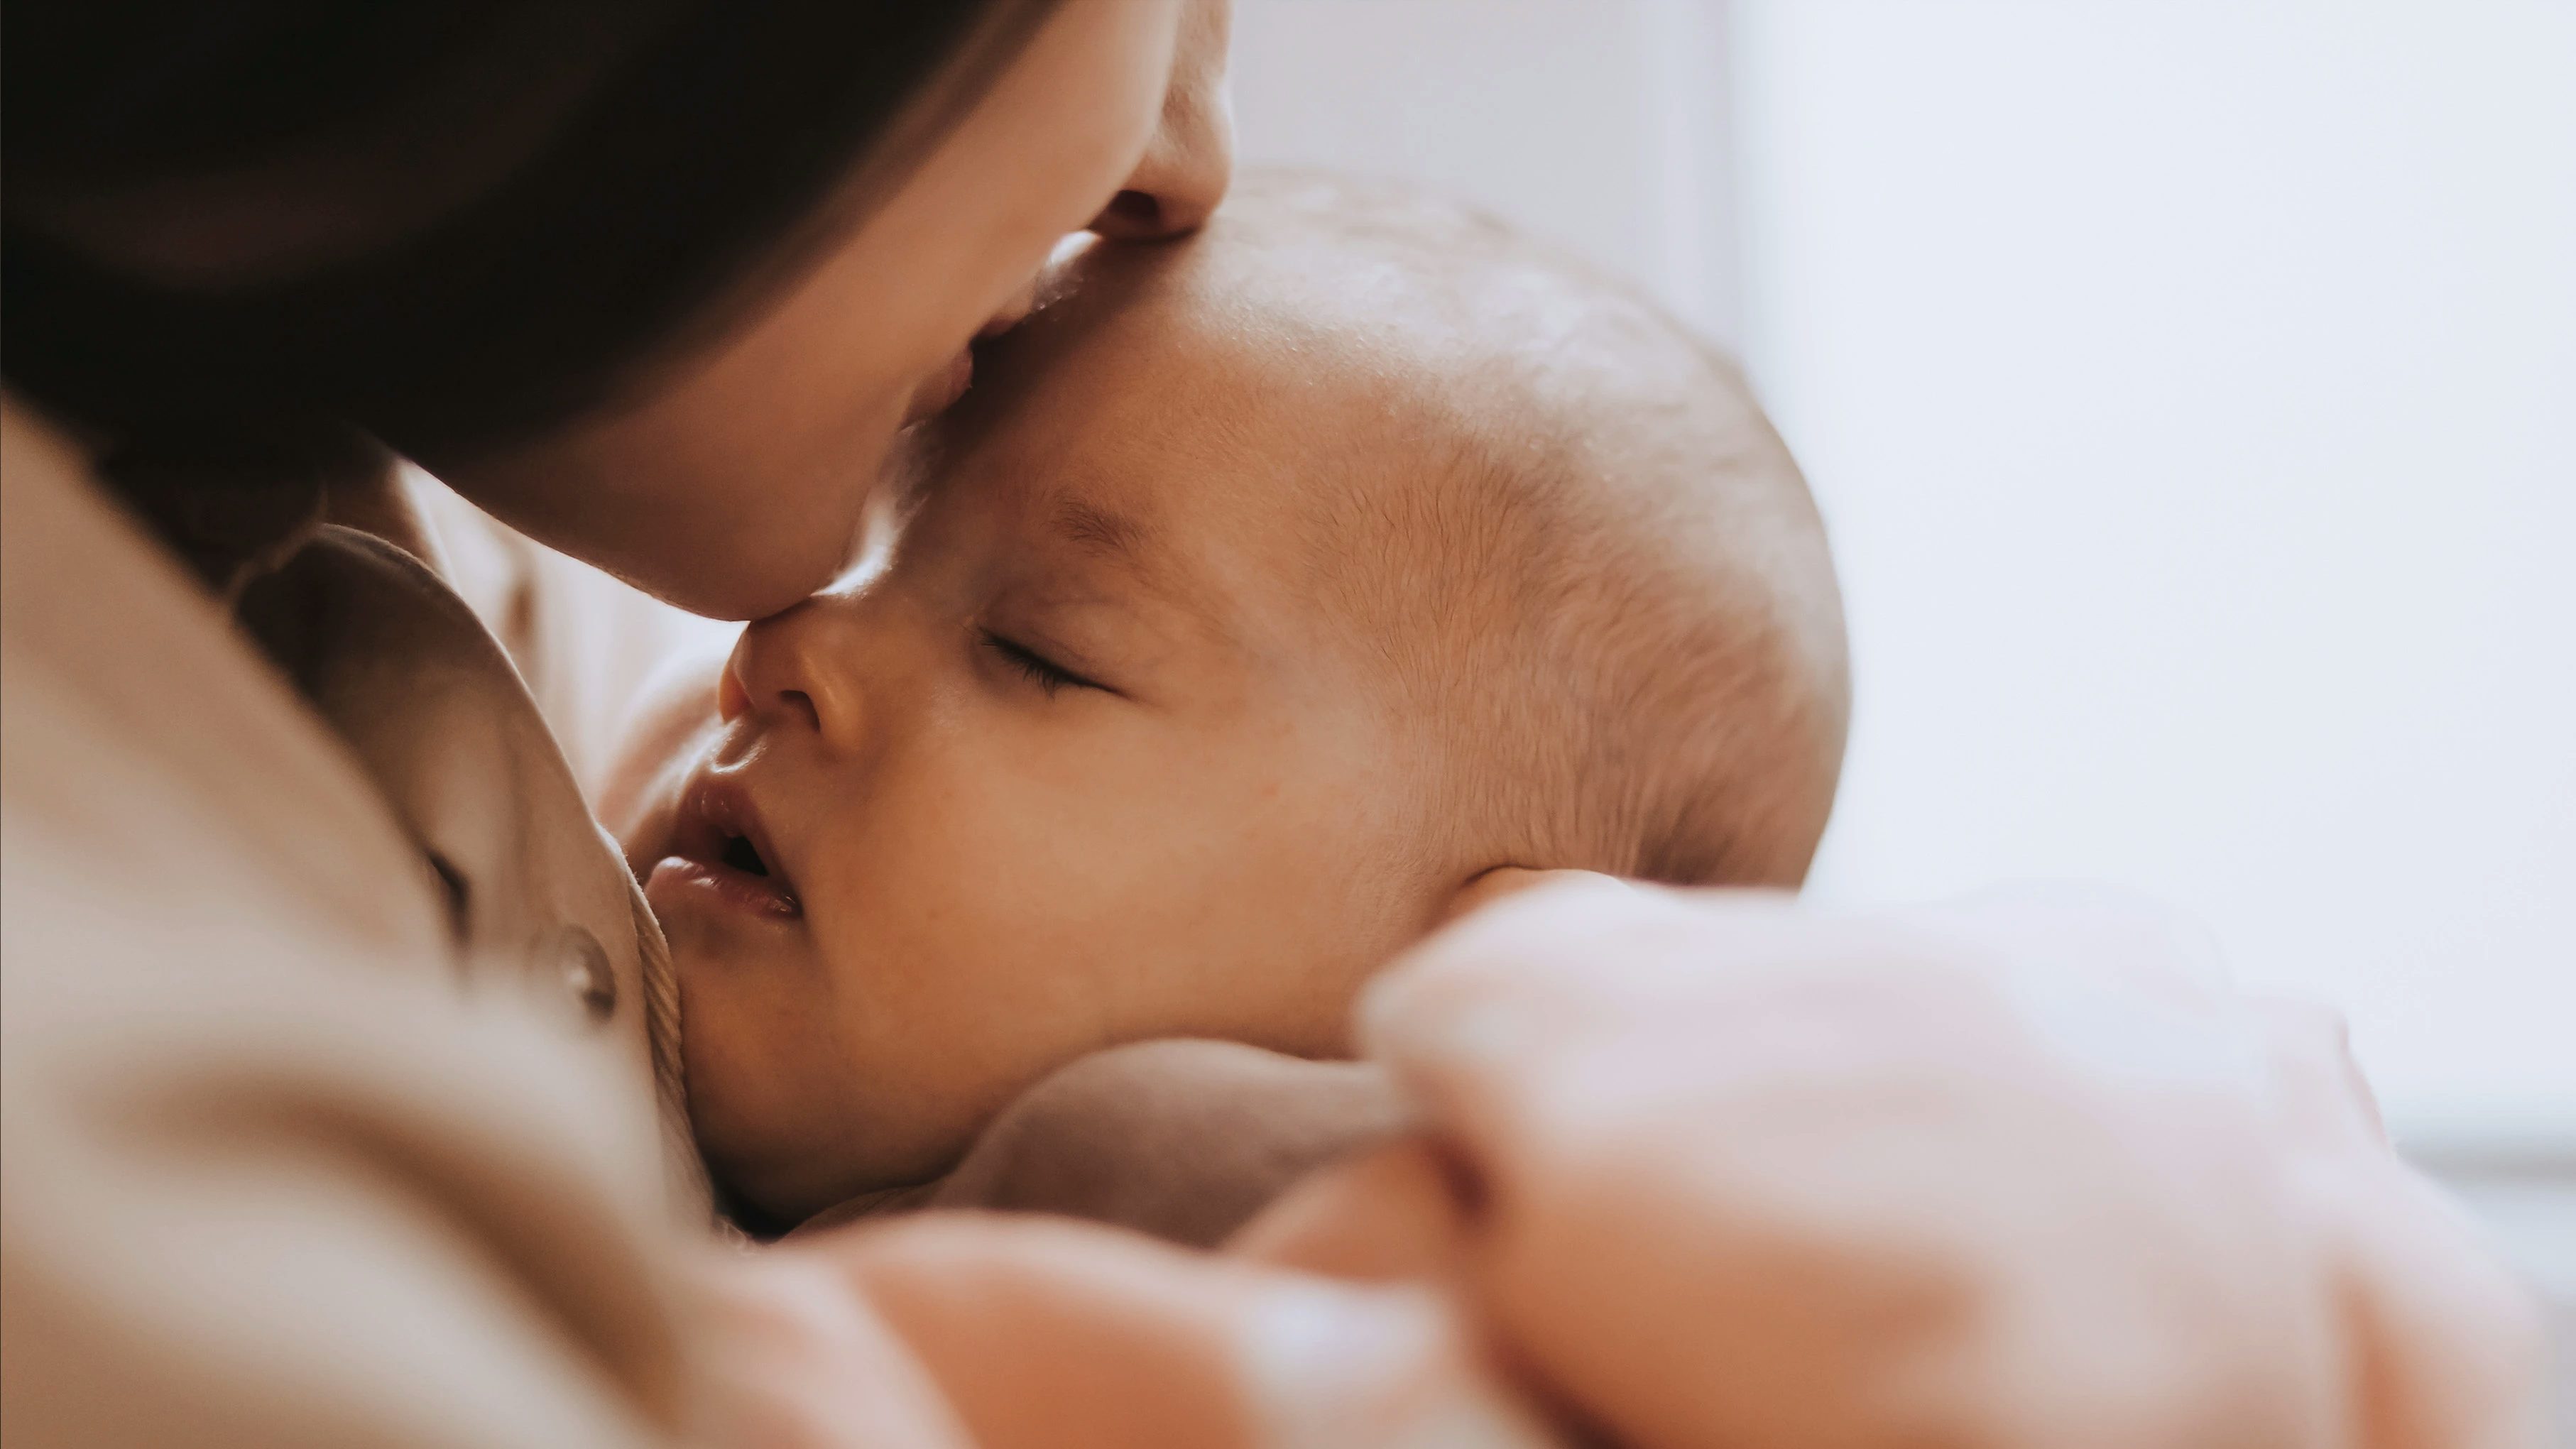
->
[724,598,870,754]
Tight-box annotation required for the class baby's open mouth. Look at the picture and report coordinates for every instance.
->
[719,833,771,878]
[655,775,802,922]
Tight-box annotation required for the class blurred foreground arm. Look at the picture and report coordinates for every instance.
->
[1243,878,2552,1449]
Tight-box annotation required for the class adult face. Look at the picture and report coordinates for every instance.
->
[434,0,1235,620]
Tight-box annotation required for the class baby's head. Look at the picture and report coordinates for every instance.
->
[638,174,1848,1224]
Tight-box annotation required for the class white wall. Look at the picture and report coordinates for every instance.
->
[1731,1,2576,1142]
[1229,0,1741,343]
[1230,0,2575,1147]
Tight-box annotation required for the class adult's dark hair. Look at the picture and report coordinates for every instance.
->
[3,0,1066,466]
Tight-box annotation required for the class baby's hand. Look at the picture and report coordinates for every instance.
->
[835,1040,1410,1247]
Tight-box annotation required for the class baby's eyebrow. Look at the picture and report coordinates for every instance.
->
[1041,492,1235,642]
[1053,496,1150,563]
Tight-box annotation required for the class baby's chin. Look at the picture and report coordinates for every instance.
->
[670,955,834,1220]
[684,1058,875,1230]
[675,981,972,1225]
[703,1128,959,1232]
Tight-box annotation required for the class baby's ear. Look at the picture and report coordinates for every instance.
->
[1438,867,1628,928]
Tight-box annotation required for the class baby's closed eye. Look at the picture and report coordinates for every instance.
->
[981,630,1111,697]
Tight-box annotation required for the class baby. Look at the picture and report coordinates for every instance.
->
[613,174,1849,1232]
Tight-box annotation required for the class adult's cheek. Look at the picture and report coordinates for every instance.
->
[439,429,869,620]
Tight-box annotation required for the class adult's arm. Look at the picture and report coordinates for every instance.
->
[1,405,698,1446]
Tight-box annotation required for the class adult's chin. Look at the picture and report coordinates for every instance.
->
[580,515,852,622]
[440,449,863,619]
[416,378,902,618]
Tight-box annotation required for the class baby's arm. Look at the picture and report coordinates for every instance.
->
[808,1040,1410,1248]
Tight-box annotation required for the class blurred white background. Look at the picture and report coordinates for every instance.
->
[1231,0,2573,1306]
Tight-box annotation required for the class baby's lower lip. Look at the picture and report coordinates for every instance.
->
[648,855,802,922]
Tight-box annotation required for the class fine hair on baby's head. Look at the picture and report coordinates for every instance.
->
[635,169,1848,1222]
[1196,173,1848,888]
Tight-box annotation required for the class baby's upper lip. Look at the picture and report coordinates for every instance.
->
[672,772,799,909]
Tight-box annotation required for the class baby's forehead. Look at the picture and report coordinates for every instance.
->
[944,192,1724,678]
[994,255,1502,565]
[937,177,1843,886]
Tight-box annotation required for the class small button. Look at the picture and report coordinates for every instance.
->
[547,924,617,1024]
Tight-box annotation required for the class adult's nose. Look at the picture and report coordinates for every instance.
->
[1089,0,1235,240]
[719,596,872,755]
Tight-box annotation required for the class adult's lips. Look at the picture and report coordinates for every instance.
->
[897,268,1061,427]
[657,774,802,921]
[902,346,976,425]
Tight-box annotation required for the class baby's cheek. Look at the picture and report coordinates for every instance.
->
[672,928,876,1200]
[674,955,780,1173]
[786,923,1042,1183]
